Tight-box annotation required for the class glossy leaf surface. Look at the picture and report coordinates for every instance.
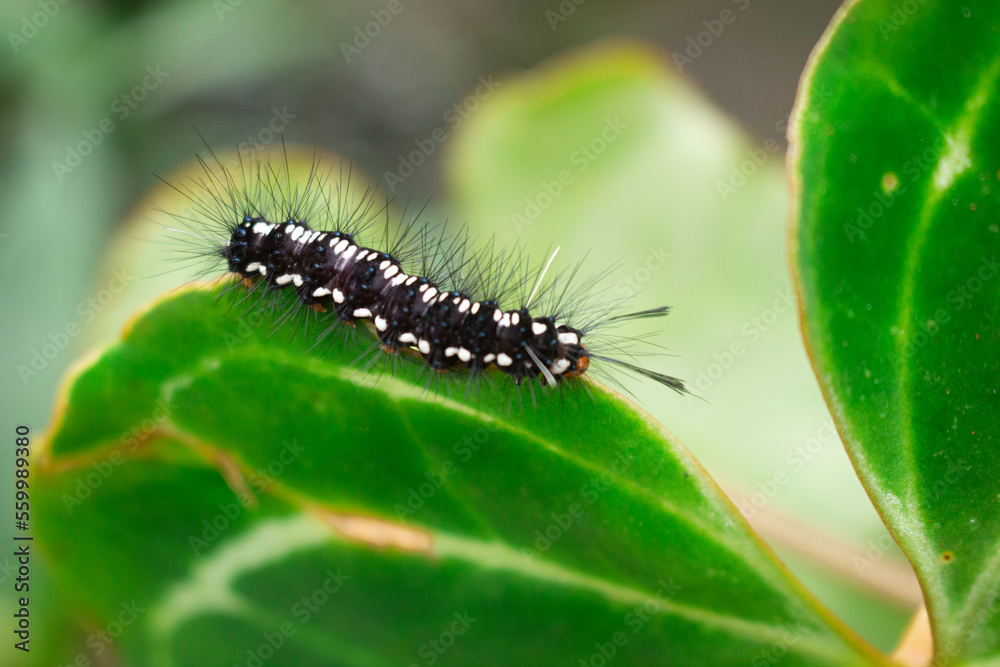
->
[790,1,1000,663]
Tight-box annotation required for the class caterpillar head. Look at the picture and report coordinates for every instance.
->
[552,325,589,380]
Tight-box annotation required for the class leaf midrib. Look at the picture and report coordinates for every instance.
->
[887,59,1000,636]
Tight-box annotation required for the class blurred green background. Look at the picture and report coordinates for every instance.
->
[0,0,920,663]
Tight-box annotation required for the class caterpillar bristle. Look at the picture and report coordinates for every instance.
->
[588,355,687,395]
[161,143,687,402]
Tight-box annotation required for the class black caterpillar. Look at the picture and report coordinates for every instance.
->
[167,148,686,395]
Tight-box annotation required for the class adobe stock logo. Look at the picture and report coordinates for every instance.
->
[7,0,71,53]
[842,147,938,244]
[339,0,412,62]
[671,0,753,73]
[51,66,170,181]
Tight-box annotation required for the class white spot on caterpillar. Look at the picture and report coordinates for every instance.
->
[367,251,379,261]
[497,353,513,367]
[418,339,431,354]
[245,262,260,272]
[399,332,417,345]
[290,226,304,241]
[499,313,511,328]
[421,287,438,303]
[483,353,496,364]
[551,359,571,375]
[292,274,303,287]
[437,293,449,303]
[457,348,472,362]
[384,264,399,279]
[374,316,388,332]
[342,245,357,261]
[445,347,458,357]
[418,283,429,292]
[379,260,391,270]
[275,274,293,285]
[252,222,273,235]
[258,265,268,276]
[333,289,345,304]
[390,273,407,287]
[312,287,331,297]
[333,239,349,253]
[353,308,372,318]
[471,302,480,314]
[318,233,327,241]
[406,276,418,286]
[558,332,579,346]
[459,299,471,313]
[532,322,547,336]
[511,312,520,326]
[493,310,503,323]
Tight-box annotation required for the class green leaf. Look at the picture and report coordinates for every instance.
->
[36,288,883,666]
[790,1,1000,663]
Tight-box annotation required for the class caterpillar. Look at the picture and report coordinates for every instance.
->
[164,146,687,397]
